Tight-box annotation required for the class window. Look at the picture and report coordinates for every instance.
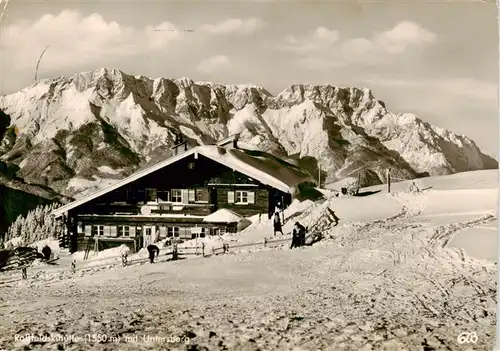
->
[146,188,157,202]
[171,189,182,203]
[236,191,248,203]
[196,189,209,202]
[167,227,180,237]
[188,162,195,169]
[235,191,255,204]
[191,227,206,239]
[158,191,170,202]
[118,226,130,237]
[77,222,84,234]
[92,225,104,236]
[145,227,152,236]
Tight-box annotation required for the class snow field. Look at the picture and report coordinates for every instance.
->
[0,170,497,350]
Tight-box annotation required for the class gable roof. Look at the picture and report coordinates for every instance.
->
[51,145,313,218]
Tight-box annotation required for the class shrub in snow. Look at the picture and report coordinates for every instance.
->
[32,239,61,258]
[41,245,52,260]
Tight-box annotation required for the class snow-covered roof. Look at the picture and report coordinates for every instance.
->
[203,209,243,223]
[228,148,313,189]
[52,145,313,218]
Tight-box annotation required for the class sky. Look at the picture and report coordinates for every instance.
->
[0,0,497,157]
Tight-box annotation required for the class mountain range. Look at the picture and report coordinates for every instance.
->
[0,68,496,204]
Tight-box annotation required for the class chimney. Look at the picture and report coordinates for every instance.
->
[171,141,189,156]
[171,132,189,156]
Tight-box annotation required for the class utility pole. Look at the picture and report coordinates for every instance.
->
[387,168,391,193]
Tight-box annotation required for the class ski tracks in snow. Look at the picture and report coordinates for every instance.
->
[0,191,497,350]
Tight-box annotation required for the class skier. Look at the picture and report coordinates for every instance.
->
[147,244,160,263]
[273,212,284,236]
[327,207,340,226]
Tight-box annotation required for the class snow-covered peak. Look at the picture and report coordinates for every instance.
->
[0,68,496,198]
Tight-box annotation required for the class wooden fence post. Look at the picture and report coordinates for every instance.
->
[21,266,27,280]
[264,238,267,248]
[121,253,128,267]
[202,242,205,256]
[172,244,178,261]
[71,260,76,273]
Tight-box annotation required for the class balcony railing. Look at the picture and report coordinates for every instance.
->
[151,203,215,216]
[82,202,215,216]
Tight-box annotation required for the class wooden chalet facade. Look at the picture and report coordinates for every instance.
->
[52,135,314,254]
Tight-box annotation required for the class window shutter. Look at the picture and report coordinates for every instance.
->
[159,226,167,239]
[188,189,195,202]
[104,225,111,236]
[182,227,191,239]
[84,225,92,237]
[161,191,170,202]
[227,191,235,204]
[181,189,189,204]
[201,189,209,202]
[130,226,136,237]
[110,226,117,237]
[248,191,255,204]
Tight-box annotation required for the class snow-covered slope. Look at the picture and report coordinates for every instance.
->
[0,68,496,199]
[0,170,496,351]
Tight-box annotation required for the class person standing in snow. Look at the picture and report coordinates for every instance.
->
[298,222,307,246]
[290,222,306,248]
[277,200,285,223]
[147,244,160,263]
[273,212,284,236]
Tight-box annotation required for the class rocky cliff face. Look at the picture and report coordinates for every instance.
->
[0,68,496,199]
